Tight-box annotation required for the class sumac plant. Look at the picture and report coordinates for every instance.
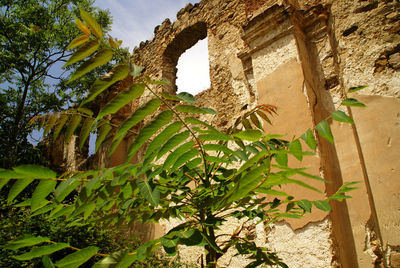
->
[0,10,364,268]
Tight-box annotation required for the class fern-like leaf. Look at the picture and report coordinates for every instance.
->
[96,83,145,120]
[127,110,173,161]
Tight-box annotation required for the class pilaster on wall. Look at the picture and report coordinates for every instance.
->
[238,3,377,267]
[288,5,362,267]
[240,4,339,267]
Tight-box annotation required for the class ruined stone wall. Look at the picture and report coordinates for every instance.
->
[101,0,400,267]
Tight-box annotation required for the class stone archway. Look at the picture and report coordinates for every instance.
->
[162,21,208,94]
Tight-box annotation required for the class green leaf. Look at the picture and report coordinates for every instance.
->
[137,179,159,207]
[184,117,219,132]
[8,179,34,203]
[161,91,196,103]
[42,255,55,268]
[13,165,56,179]
[232,129,262,141]
[300,129,316,150]
[77,107,93,116]
[95,124,112,153]
[313,200,332,212]
[0,178,10,191]
[161,92,183,102]
[67,35,90,50]
[275,151,288,167]
[330,110,354,124]
[341,98,366,107]
[43,114,58,136]
[316,120,334,144]
[264,134,285,141]
[198,132,232,141]
[120,183,133,199]
[237,150,268,174]
[180,229,206,246]
[0,170,27,179]
[135,240,160,262]
[171,149,198,172]
[224,165,268,205]
[49,206,74,220]
[145,77,169,85]
[65,114,82,143]
[162,141,195,171]
[111,98,161,153]
[31,180,57,211]
[203,144,234,155]
[255,188,288,196]
[30,204,57,217]
[14,243,69,261]
[289,139,302,161]
[199,233,223,254]
[79,117,95,150]
[53,114,69,141]
[118,253,137,268]
[161,236,179,250]
[144,122,182,160]
[157,131,190,160]
[92,251,127,267]
[64,40,99,67]
[127,110,173,161]
[205,155,229,165]
[5,236,50,251]
[15,199,32,207]
[201,108,218,114]
[96,83,145,120]
[69,48,113,83]
[84,202,96,220]
[297,199,312,213]
[55,246,99,268]
[262,175,321,192]
[80,9,103,38]
[348,85,367,93]
[82,64,129,106]
[130,63,144,77]
[176,105,217,114]
[55,177,81,202]
[176,92,197,103]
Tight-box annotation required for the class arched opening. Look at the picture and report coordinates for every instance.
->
[162,21,208,95]
[176,37,210,95]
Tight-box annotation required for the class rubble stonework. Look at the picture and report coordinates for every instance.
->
[96,0,400,267]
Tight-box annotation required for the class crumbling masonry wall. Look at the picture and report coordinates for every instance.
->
[100,0,400,267]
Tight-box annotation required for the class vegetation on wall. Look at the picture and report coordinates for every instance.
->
[0,9,366,268]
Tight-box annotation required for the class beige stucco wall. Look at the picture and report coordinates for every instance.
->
[95,0,400,267]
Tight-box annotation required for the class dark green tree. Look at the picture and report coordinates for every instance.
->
[0,0,127,168]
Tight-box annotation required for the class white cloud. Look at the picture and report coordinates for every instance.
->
[96,0,201,49]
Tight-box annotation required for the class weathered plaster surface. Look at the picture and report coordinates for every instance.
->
[92,0,400,267]
[266,219,334,267]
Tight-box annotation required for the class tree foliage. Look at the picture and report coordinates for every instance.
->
[0,0,128,168]
[0,10,363,268]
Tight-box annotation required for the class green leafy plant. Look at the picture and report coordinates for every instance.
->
[0,10,363,268]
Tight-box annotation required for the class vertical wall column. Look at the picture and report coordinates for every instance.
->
[289,5,373,267]
[240,4,336,267]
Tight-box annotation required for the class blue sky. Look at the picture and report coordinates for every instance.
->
[95,0,210,94]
